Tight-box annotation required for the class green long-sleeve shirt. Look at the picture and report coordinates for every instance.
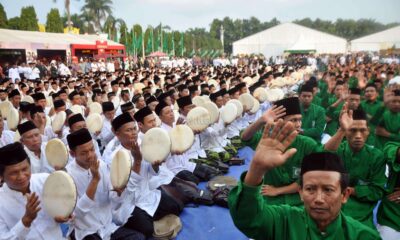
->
[301,103,326,142]
[228,172,381,240]
[242,131,319,206]
[325,100,344,136]
[334,141,386,229]
[361,100,384,146]
[377,141,400,231]
[375,110,400,150]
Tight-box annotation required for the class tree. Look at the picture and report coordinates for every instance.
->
[7,17,20,30]
[0,3,7,28]
[78,11,95,34]
[81,0,113,32]
[19,6,39,31]
[46,8,63,33]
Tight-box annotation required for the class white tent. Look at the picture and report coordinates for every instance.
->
[232,22,348,58]
[351,26,400,52]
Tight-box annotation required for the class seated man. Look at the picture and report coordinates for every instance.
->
[241,97,319,206]
[0,142,69,239]
[17,121,53,173]
[324,81,347,136]
[324,107,386,230]
[299,83,326,142]
[377,141,400,239]
[375,89,400,150]
[228,120,380,239]
[106,112,182,237]
[66,128,145,240]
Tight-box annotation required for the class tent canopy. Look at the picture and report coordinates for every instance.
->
[351,25,400,52]
[232,22,347,57]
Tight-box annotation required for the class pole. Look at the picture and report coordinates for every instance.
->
[220,25,224,54]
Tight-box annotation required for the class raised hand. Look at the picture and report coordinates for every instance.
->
[261,105,286,124]
[339,103,353,131]
[89,159,100,181]
[253,119,298,170]
[131,140,142,162]
[22,193,41,227]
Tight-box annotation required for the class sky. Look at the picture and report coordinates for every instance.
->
[2,0,400,31]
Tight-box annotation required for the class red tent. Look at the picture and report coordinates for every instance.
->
[148,51,167,57]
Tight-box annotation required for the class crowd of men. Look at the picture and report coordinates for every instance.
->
[0,53,399,239]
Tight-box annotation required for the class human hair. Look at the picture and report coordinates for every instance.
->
[0,156,31,177]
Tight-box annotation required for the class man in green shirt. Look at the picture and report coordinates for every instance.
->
[324,107,386,230]
[375,90,400,150]
[229,120,380,240]
[299,83,326,142]
[377,141,400,239]
[361,83,384,146]
[241,97,319,206]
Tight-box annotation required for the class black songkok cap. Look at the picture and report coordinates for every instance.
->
[155,101,169,116]
[177,96,192,109]
[102,102,114,112]
[121,102,134,113]
[0,142,28,166]
[112,112,134,131]
[29,105,44,118]
[8,89,20,98]
[68,91,79,100]
[352,109,367,121]
[209,92,221,102]
[145,95,158,105]
[53,100,65,109]
[68,113,85,127]
[17,121,37,135]
[132,94,142,103]
[19,102,33,113]
[188,85,199,94]
[134,106,153,123]
[67,128,92,149]
[32,92,45,101]
[299,83,314,93]
[349,88,361,95]
[301,152,347,176]
[274,97,301,117]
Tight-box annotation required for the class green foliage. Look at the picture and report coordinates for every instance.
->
[7,17,20,30]
[0,3,8,28]
[19,6,39,31]
[46,8,63,33]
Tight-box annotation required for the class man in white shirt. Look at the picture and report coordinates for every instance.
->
[0,142,68,239]
[98,102,116,152]
[28,62,40,80]
[66,128,145,240]
[8,63,20,83]
[107,112,182,237]
[17,121,53,174]
[0,112,15,147]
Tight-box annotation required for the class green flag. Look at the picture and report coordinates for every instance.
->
[136,33,143,56]
[163,32,168,53]
[179,32,184,56]
[131,30,136,55]
[146,28,153,54]
[170,33,175,56]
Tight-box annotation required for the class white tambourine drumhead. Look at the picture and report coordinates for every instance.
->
[14,130,20,142]
[141,128,171,164]
[169,124,194,153]
[239,93,255,112]
[253,87,268,103]
[221,103,237,124]
[186,106,211,132]
[21,95,34,104]
[192,96,205,107]
[200,95,211,103]
[70,105,84,116]
[45,138,69,169]
[42,171,77,218]
[89,102,103,115]
[227,99,243,117]
[249,98,260,114]
[0,101,12,119]
[203,102,219,124]
[52,111,66,132]
[265,88,285,102]
[208,79,219,88]
[7,107,19,130]
[110,149,132,189]
[86,113,103,133]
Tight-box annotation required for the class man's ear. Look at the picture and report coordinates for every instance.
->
[70,149,76,158]
[298,188,304,202]
[341,187,352,204]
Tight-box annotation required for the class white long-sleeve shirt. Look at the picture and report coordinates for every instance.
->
[0,130,15,147]
[66,160,120,240]
[0,173,65,240]
[24,143,54,174]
